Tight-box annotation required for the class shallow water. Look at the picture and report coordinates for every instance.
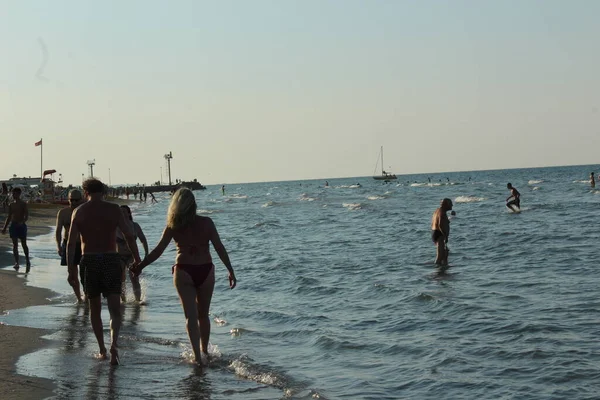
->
[2,165,600,399]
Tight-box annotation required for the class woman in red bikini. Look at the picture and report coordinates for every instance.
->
[131,188,237,365]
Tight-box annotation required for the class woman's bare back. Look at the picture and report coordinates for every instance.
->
[172,215,216,265]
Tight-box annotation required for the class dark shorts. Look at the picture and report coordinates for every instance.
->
[431,230,444,243]
[9,222,27,239]
[80,253,122,299]
[507,199,520,208]
[61,240,82,266]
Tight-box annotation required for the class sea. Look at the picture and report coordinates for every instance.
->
[2,165,600,400]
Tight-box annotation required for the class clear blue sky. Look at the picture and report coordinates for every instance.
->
[1,0,598,186]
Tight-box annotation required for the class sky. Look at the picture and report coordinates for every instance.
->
[1,0,599,186]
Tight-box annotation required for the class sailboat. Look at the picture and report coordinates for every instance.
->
[372,146,397,181]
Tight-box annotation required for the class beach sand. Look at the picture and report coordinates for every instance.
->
[0,204,62,400]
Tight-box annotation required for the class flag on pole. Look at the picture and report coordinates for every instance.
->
[35,139,42,147]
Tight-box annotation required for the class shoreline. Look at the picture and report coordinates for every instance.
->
[0,204,63,399]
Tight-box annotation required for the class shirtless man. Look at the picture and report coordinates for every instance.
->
[2,187,30,272]
[67,179,141,365]
[591,172,595,188]
[56,189,85,302]
[431,198,452,267]
[506,183,521,212]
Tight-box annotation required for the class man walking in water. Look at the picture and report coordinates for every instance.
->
[55,189,85,302]
[67,179,141,365]
[506,183,521,212]
[431,198,452,267]
[590,172,595,188]
[2,187,31,272]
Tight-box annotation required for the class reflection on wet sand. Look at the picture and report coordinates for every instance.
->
[177,368,212,400]
[64,302,89,352]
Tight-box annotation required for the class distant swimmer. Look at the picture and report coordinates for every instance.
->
[431,198,452,267]
[221,185,225,195]
[591,172,595,188]
[506,183,521,212]
[149,192,157,203]
[325,181,329,187]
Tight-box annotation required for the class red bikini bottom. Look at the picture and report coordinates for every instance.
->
[172,263,214,287]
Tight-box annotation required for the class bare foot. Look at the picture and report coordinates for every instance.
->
[97,348,108,360]
[200,352,209,366]
[110,347,120,366]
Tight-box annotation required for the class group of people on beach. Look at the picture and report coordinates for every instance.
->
[49,179,237,366]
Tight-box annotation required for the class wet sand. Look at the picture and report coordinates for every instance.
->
[0,204,62,399]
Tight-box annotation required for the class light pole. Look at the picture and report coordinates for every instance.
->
[164,151,173,186]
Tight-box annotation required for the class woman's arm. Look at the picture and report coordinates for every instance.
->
[208,219,236,289]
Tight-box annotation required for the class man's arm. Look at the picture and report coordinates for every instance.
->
[2,204,12,233]
[117,208,141,264]
[55,210,64,254]
[66,211,80,280]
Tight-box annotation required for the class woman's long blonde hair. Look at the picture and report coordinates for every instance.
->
[167,188,197,230]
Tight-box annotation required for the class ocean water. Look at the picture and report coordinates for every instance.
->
[2,165,600,399]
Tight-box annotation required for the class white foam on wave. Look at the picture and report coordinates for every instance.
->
[411,182,442,187]
[262,201,274,207]
[532,187,540,191]
[230,359,279,386]
[528,180,543,185]
[367,195,385,200]
[197,209,215,214]
[229,194,248,199]
[299,193,316,201]
[573,180,589,183]
[343,203,362,210]
[454,196,486,203]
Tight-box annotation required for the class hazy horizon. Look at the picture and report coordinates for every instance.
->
[2,1,598,186]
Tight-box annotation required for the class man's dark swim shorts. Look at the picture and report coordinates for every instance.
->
[80,253,122,299]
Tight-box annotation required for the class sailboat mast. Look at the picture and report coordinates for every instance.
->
[381,146,384,174]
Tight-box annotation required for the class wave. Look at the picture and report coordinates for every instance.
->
[367,195,385,200]
[197,209,216,214]
[342,203,362,211]
[411,183,441,187]
[532,187,540,191]
[299,193,316,202]
[528,180,543,185]
[454,196,486,203]
[262,201,275,207]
